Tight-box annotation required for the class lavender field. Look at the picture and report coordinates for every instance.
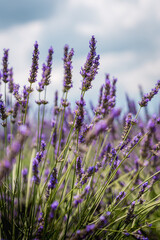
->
[0,36,160,240]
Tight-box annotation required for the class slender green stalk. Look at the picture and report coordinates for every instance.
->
[37,91,41,151]
[39,86,47,150]
[23,83,32,124]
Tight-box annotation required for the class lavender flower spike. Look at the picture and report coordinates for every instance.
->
[75,96,86,132]
[125,201,136,224]
[76,156,82,183]
[32,158,40,185]
[28,41,39,84]
[139,80,160,107]
[138,181,148,198]
[63,45,74,92]
[48,168,58,190]
[81,36,100,92]
[43,46,54,86]
[2,48,9,83]
[8,68,14,93]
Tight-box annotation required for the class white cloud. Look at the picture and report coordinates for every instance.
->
[71,0,160,38]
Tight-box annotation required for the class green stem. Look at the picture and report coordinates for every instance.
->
[39,86,47,150]
[37,91,40,151]
[23,83,32,124]
[57,93,68,158]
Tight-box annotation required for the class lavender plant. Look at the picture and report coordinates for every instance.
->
[0,36,160,240]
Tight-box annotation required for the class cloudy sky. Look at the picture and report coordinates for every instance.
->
[0,0,160,112]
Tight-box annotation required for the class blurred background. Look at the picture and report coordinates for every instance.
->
[0,0,160,114]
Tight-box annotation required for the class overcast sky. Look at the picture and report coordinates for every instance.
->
[0,0,160,112]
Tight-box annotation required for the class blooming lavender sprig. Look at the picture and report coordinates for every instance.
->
[53,90,59,116]
[13,83,20,101]
[21,85,29,113]
[138,181,148,199]
[46,168,58,200]
[35,213,44,240]
[39,46,54,88]
[95,74,111,117]
[28,41,39,84]
[76,156,83,184]
[8,68,14,93]
[139,80,160,107]
[0,99,8,121]
[124,132,142,156]
[32,158,40,185]
[115,191,126,205]
[75,96,85,132]
[79,124,93,143]
[140,117,156,158]
[101,77,117,114]
[11,101,20,123]
[100,75,112,115]
[110,77,117,99]
[81,36,100,92]
[121,113,132,141]
[51,122,57,149]
[44,46,54,86]
[63,45,74,92]
[2,48,9,83]
[36,81,44,93]
[48,168,58,190]
[125,201,136,224]
[41,140,46,151]
[32,141,46,185]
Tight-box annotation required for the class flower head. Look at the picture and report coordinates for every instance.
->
[28,41,39,83]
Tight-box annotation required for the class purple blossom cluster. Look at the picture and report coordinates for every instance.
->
[95,74,117,117]
[32,140,46,185]
[81,36,100,92]
[2,49,9,83]
[63,45,74,92]
[28,41,39,84]
[139,80,160,107]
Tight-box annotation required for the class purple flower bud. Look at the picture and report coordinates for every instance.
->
[41,140,46,151]
[50,201,58,219]
[48,168,58,190]
[86,224,95,232]
[22,168,28,177]
[18,125,29,136]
